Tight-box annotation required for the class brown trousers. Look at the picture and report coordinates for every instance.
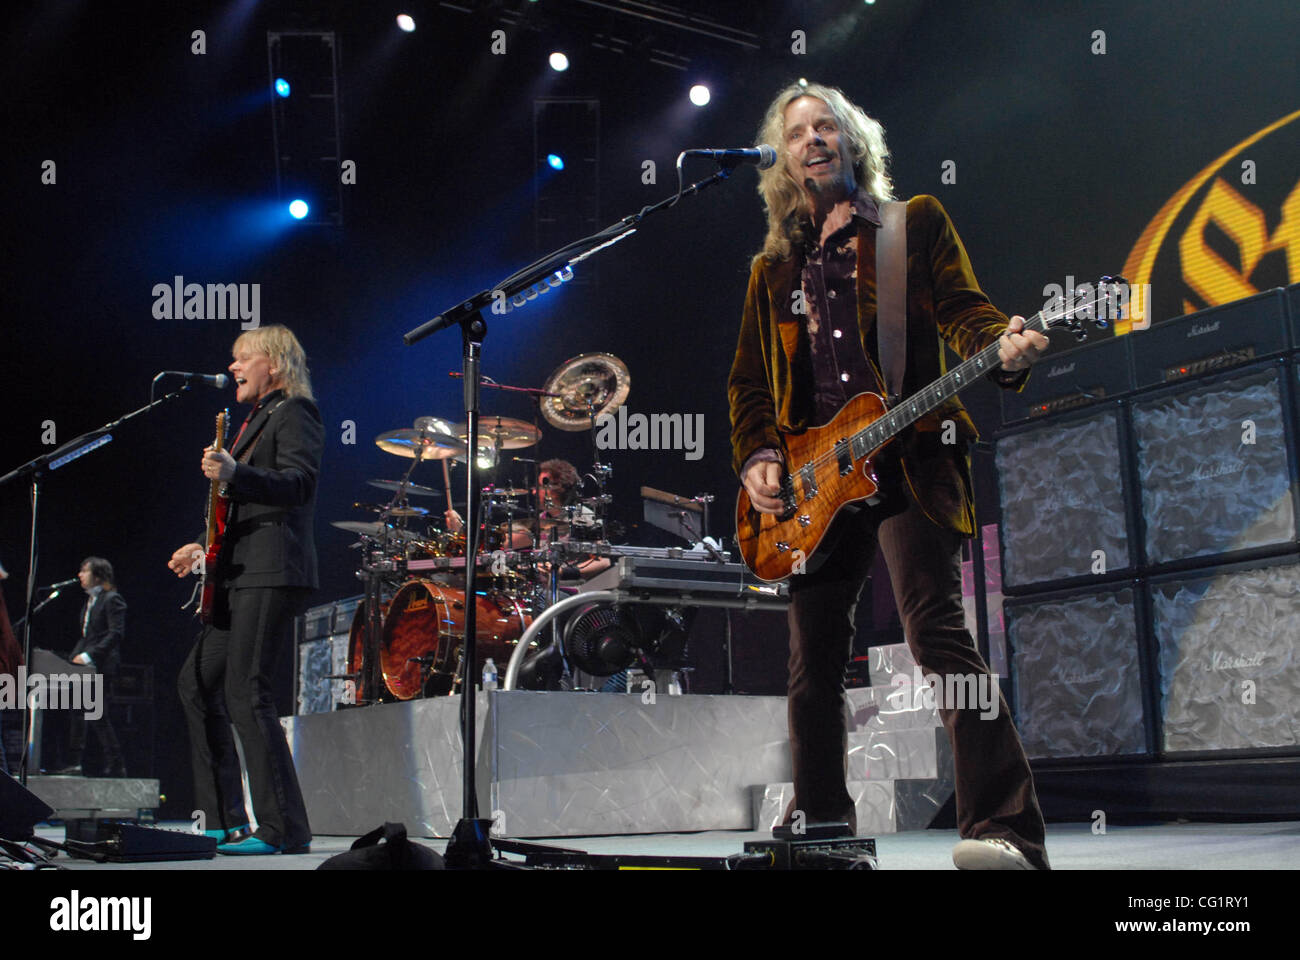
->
[785,493,1050,870]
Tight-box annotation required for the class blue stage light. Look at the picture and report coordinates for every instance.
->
[289,199,309,219]
[547,154,564,170]
[275,78,291,98]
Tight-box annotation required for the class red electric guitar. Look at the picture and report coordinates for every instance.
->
[735,277,1126,582]
[197,409,230,622]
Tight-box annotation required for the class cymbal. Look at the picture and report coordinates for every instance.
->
[484,486,531,498]
[452,416,541,451]
[367,479,442,498]
[374,427,466,460]
[352,503,430,518]
[541,352,630,431]
[330,521,423,541]
[413,415,456,436]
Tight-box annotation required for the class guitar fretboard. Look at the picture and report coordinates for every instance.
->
[844,303,1071,461]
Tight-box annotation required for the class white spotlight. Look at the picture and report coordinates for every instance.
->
[396,14,415,32]
[549,51,569,72]
[689,84,710,106]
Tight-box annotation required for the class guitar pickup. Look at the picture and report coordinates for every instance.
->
[799,464,817,499]
[835,439,852,476]
[779,474,797,519]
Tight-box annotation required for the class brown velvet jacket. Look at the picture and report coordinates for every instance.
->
[728,194,1028,536]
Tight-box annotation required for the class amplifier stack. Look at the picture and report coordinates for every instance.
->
[996,284,1300,764]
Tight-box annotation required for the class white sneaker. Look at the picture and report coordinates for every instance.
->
[952,837,1037,870]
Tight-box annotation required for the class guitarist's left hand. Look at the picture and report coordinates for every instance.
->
[201,446,236,482]
[997,315,1049,372]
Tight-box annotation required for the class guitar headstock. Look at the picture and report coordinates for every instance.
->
[1041,274,1130,343]
[214,409,229,452]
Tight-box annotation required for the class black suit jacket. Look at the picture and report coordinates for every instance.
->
[71,590,126,674]
[216,391,324,590]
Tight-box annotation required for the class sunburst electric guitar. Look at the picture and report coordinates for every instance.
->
[735,277,1125,582]
[197,409,230,622]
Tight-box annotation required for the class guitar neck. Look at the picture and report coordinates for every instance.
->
[850,310,1050,455]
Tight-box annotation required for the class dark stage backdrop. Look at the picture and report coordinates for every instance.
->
[3,0,1296,817]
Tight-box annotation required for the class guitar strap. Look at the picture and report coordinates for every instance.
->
[875,200,907,407]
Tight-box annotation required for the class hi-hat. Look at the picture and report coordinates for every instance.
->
[374,427,466,460]
[541,352,630,431]
[367,479,442,498]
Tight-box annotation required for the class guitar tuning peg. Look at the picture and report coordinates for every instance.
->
[1074,328,1089,342]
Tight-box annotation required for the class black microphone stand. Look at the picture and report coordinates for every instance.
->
[404,156,746,869]
[0,382,195,784]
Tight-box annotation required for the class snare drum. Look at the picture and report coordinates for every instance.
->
[378,579,532,699]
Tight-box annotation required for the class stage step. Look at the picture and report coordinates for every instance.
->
[750,643,956,835]
[23,775,161,820]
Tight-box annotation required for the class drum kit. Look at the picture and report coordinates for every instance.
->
[332,352,633,704]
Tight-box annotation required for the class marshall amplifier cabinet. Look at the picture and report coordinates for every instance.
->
[1130,363,1298,567]
[1005,585,1150,760]
[996,407,1135,591]
[1289,280,1300,351]
[1000,333,1134,427]
[1129,288,1290,389]
[1289,282,1300,350]
[1151,555,1300,757]
[295,595,362,716]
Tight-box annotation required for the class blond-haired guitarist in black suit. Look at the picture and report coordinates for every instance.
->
[168,324,322,855]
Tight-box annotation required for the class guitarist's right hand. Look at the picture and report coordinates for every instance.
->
[743,459,785,515]
[168,542,204,578]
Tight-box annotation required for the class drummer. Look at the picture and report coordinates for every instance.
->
[444,458,610,581]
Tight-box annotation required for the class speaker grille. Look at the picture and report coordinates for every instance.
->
[1008,588,1148,759]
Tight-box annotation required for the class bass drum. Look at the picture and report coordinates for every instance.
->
[379,580,532,700]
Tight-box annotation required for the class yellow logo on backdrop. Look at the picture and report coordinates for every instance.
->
[1119,108,1300,334]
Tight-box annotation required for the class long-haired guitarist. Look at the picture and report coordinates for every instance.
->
[167,324,322,855]
[728,82,1051,869]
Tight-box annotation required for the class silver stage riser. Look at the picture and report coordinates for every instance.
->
[284,642,955,838]
[24,776,162,820]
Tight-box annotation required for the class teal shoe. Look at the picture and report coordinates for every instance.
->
[217,834,312,855]
[217,835,279,855]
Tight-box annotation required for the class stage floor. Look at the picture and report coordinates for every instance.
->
[34,819,1300,870]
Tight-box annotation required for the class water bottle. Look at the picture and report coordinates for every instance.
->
[482,658,498,692]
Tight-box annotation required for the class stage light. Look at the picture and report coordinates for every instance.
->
[689,84,711,106]
[289,199,309,219]
[396,14,415,32]
[274,77,291,98]
[546,154,564,170]
[549,52,569,72]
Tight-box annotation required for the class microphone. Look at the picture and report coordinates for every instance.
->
[684,145,777,169]
[159,371,230,389]
[44,578,78,590]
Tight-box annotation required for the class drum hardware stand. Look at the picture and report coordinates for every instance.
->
[0,375,196,786]
[404,151,747,869]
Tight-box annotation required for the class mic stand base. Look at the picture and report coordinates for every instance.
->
[443,817,496,869]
